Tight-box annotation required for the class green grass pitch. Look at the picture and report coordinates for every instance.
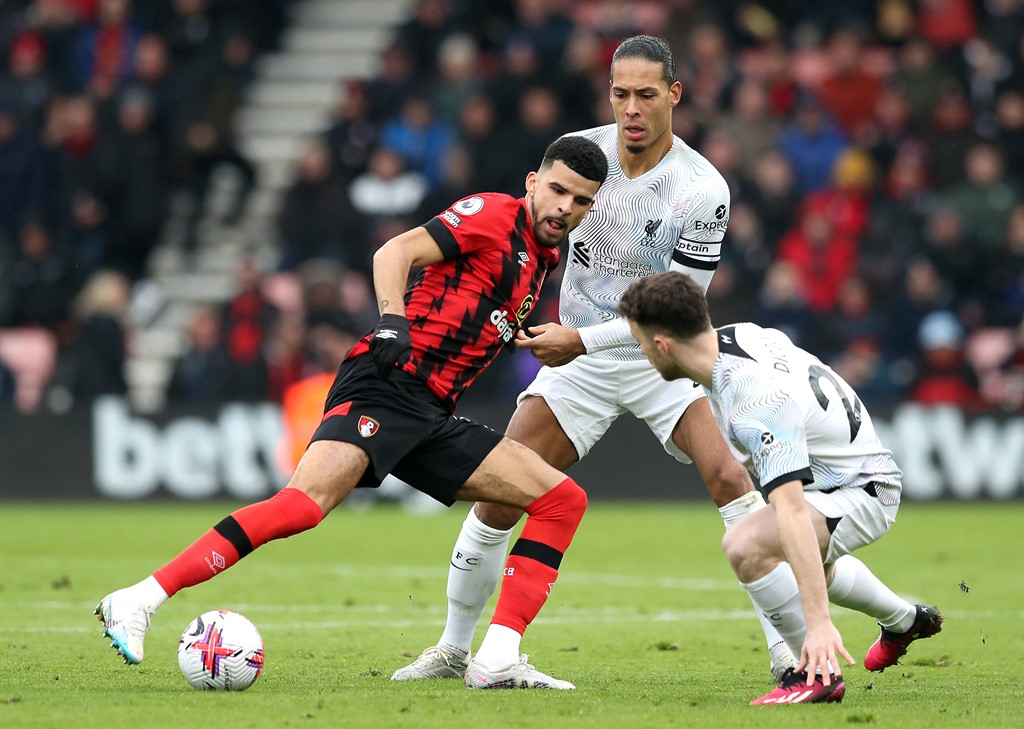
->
[0,500,1020,728]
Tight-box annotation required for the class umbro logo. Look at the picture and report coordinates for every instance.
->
[721,334,732,344]
[376,330,398,340]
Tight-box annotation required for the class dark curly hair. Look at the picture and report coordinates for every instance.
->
[618,272,711,341]
[611,35,676,86]
[540,135,609,186]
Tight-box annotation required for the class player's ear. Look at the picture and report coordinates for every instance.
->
[669,80,682,107]
[525,170,539,195]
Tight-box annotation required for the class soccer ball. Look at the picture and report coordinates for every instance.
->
[177,610,265,691]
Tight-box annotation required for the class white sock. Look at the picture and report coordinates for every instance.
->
[473,624,521,670]
[742,562,806,661]
[827,554,916,632]
[437,509,513,654]
[134,575,169,613]
[721,491,793,665]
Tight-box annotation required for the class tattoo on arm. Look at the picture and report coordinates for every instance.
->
[380,299,390,312]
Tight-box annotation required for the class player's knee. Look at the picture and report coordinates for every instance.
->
[560,478,588,522]
[474,501,523,531]
[722,523,758,577]
[529,477,588,524]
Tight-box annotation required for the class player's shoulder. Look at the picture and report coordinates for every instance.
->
[561,125,617,153]
[446,192,521,222]
[665,136,728,185]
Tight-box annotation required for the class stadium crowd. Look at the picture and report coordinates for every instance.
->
[2,0,1024,414]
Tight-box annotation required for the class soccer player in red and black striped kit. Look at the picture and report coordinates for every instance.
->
[95,135,608,690]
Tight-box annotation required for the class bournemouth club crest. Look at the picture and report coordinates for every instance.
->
[357,416,380,438]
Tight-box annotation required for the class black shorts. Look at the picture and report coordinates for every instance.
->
[309,355,504,506]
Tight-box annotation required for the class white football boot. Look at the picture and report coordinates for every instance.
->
[94,588,153,665]
[390,645,470,681]
[464,655,575,690]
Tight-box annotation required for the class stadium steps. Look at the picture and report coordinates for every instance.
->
[127,0,413,412]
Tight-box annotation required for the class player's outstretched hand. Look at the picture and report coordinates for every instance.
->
[797,621,856,686]
[515,322,586,367]
[369,314,412,380]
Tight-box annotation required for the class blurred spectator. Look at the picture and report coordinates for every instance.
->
[716,79,783,181]
[494,85,565,193]
[554,28,603,131]
[752,260,817,348]
[365,44,417,124]
[994,89,1024,188]
[349,146,428,219]
[264,313,306,402]
[916,0,978,55]
[742,149,801,245]
[778,92,848,192]
[455,94,502,191]
[323,83,377,182]
[862,85,914,172]
[944,141,1020,249]
[74,0,140,98]
[392,0,459,83]
[907,309,984,410]
[129,34,182,160]
[94,87,167,281]
[818,28,882,138]
[431,33,483,125]
[0,31,55,133]
[47,95,108,272]
[884,256,956,366]
[962,36,1012,135]
[379,96,455,188]
[818,275,884,358]
[6,219,77,333]
[508,0,574,70]
[487,36,544,123]
[160,0,218,94]
[680,22,737,120]
[277,315,358,475]
[777,200,859,313]
[337,269,378,335]
[299,259,346,330]
[0,96,49,250]
[179,29,258,258]
[889,35,947,133]
[69,269,129,403]
[918,208,989,314]
[988,203,1024,323]
[922,84,975,189]
[219,258,277,401]
[415,144,477,222]
[277,140,367,273]
[166,304,227,403]
[800,147,876,242]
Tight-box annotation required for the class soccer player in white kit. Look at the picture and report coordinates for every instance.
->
[619,272,943,705]
[393,35,795,686]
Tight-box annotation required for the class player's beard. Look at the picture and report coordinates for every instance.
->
[529,197,568,248]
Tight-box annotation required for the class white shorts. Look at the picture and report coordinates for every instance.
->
[517,355,706,463]
[804,484,901,564]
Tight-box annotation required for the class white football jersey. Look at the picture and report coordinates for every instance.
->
[561,125,730,361]
[707,323,902,500]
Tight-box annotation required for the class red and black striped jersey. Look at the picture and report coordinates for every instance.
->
[347,193,559,411]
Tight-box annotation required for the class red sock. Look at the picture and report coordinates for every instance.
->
[153,488,324,597]
[490,478,587,634]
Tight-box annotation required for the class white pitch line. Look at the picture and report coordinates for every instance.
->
[3,607,1021,634]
